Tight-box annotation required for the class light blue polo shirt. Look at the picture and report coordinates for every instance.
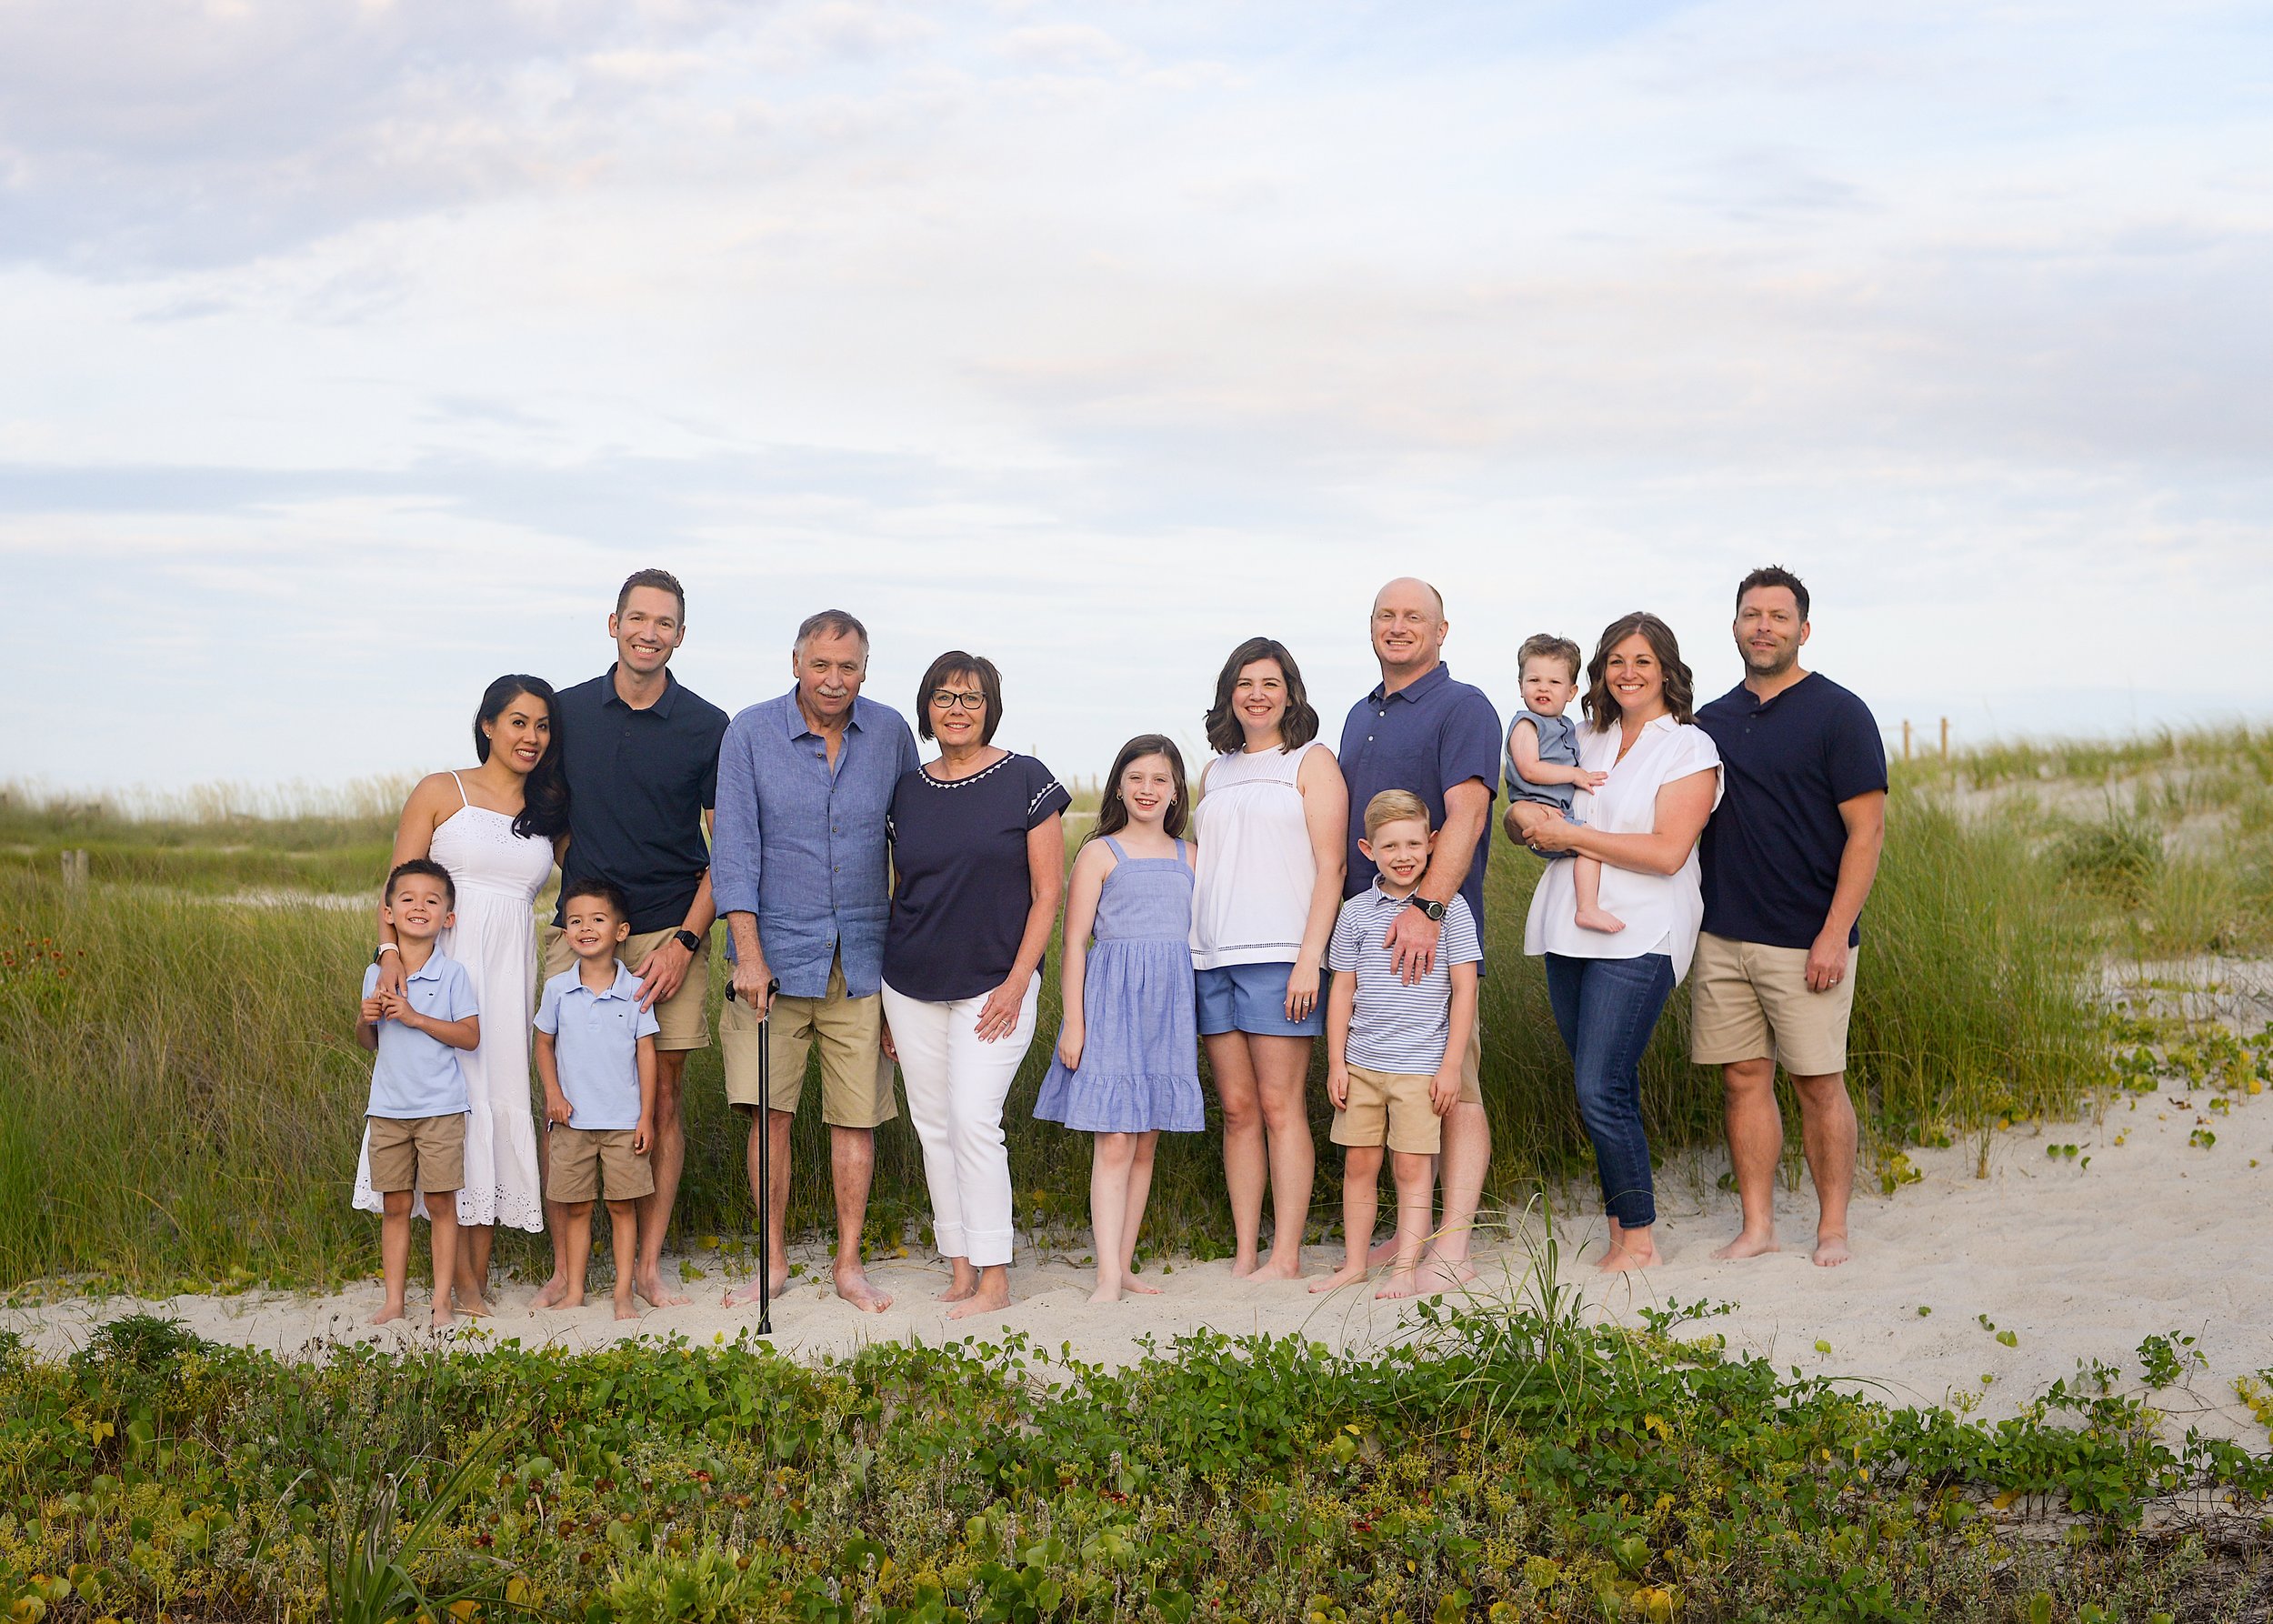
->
[533,963,659,1130]
[361,954,476,1118]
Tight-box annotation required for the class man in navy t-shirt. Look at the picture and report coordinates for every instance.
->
[1691,566,1887,1269]
[1337,577,1501,1292]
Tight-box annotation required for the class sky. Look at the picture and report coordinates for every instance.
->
[5,0,2270,794]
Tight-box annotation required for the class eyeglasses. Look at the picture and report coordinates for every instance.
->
[929,690,988,712]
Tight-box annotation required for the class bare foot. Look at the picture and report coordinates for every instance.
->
[1308,1263,1368,1295]
[1375,1268,1427,1300]
[1122,1276,1163,1296]
[1413,1256,1474,1295]
[543,1290,586,1311]
[721,1278,765,1308]
[1597,1236,1658,1273]
[1574,907,1627,934]
[454,1291,494,1318]
[833,1263,893,1314]
[946,1281,1010,1320]
[429,1308,456,1330]
[1228,1251,1261,1279]
[614,1295,640,1322]
[1812,1233,1851,1268]
[373,1305,406,1326]
[1246,1254,1306,1283]
[634,1273,691,1309]
[1366,1232,1399,1267]
[1088,1281,1123,1305]
[530,1274,571,1309]
[1710,1229,1780,1261]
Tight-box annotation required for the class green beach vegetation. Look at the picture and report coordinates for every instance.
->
[3,724,2269,1291]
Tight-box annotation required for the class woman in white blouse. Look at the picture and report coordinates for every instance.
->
[1519,613,1722,1273]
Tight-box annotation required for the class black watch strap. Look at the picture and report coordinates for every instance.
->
[673,928,703,954]
[1407,895,1447,922]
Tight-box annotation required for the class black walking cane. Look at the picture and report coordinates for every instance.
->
[728,977,782,1336]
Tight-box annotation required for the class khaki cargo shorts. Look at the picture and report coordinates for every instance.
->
[366,1113,466,1194]
[546,1125,655,1205]
[542,924,710,1051]
[720,954,897,1128]
[1331,1064,1446,1155]
[1689,931,1860,1078]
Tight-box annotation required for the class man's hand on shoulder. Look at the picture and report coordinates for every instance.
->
[1382,906,1440,984]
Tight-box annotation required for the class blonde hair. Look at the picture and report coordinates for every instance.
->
[1363,788,1432,840]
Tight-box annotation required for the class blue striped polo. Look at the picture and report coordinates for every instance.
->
[1327,884,1481,1074]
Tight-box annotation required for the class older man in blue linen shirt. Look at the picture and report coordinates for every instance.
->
[712,609,920,1315]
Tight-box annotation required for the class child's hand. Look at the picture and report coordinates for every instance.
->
[632,1117,653,1156]
[1327,1067,1350,1109]
[545,1090,573,1127]
[375,989,409,1022]
[1056,1023,1084,1072]
[360,995,386,1024]
[1429,1069,1459,1116]
[1577,768,1607,790]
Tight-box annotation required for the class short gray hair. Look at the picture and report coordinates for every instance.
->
[794,609,869,655]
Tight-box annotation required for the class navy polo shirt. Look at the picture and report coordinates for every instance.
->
[1336,662,1502,957]
[554,667,731,936]
[1696,673,1887,950]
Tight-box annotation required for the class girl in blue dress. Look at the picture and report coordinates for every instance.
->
[1036,734,1206,1302]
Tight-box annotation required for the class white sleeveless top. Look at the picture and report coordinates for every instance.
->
[1189,739,1327,970]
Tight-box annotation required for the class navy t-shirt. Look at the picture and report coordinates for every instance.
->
[1337,663,1503,967]
[1696,673,1887,950]
[885,753,1071,1002]
[553,667,731,936]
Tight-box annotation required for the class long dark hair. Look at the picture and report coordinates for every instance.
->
[1091,735,1190,844]
[1202,637,1319,756]
[474,675,569,839]
[1581,613,1696,731]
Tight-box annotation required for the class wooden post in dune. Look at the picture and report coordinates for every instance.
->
[1901,719,1912,762]
[61,848,89,893]
[1939,717,1949,762]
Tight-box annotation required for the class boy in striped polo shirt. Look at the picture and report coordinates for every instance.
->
[1313,790,1482,1299]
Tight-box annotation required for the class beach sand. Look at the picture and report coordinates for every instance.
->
[8,1080,2266,1446]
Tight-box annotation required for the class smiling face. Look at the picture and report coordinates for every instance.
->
[926,669,989,750]
[609,586,685,679]
[562,894,632,962]
[481,690,552,777]
[1519,655,1578,719]
[1370,578,1447,677]
[1734,584,1809,679]
[1231,657,1289,744]
[383,874,455,943]
[1358,816,1436,891]
[1116,752,1177,828]
[1600,633,1667,720]
[793,628,867,724]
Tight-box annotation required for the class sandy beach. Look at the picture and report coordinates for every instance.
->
[9,1077,2266,1447]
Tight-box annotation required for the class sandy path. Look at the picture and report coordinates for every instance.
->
[8,1085,2267,1446]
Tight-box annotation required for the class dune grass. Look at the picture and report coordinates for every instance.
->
[0,749,2116,1291]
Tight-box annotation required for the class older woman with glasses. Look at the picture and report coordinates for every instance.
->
[880,651,1070,1319]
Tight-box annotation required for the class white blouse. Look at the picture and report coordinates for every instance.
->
[1523,714,1723,981]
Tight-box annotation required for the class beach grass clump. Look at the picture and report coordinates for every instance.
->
[0,1305,2265,1620]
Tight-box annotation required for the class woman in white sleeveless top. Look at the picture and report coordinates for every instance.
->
[1189,637,1347,1279]
[355,677,566,1312]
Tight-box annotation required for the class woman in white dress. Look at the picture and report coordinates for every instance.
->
[356,676,566,1312]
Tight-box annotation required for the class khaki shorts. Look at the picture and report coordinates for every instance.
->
[1689,932,1860,1077]
[720,955,897,1128]
[542,924,710,1051]
[1458,1015,1482,1107]
[546,1126,655,1205]
[1332,1065,1446,1155]
[366,1113,465,1194]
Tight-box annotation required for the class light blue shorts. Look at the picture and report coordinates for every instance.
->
[1196,961,1326,1038]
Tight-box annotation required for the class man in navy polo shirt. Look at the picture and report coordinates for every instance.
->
[1693,566,1887,1268]
[1337,577,1501,1291]
[536,567,730,1310]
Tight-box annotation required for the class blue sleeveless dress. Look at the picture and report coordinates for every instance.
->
[1035,837,1205,1133]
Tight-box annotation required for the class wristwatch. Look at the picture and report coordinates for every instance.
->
[372,943,400,965]
[1406,895,1447,923]
[672,928,704,954]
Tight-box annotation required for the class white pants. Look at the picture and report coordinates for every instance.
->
[881,977,1039,1268]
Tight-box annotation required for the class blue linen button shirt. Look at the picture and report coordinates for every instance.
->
[534,963,659,1129]
[711,690,921,1000]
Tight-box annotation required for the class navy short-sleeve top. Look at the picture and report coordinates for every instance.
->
[885,753,1071,1002]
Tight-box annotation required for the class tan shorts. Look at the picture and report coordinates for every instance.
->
[1689,932,1860,1077]
[366,1113,465,1194]
[542,924,710,1051]
[1458,1015,1482,1107]
[1332,1065,1445,1155]
[546,1126,655,1205]
[720,955,897,1128]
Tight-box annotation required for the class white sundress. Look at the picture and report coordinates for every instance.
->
[353,772,552,1231]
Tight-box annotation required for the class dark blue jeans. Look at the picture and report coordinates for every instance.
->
[1544,952,1675,1229]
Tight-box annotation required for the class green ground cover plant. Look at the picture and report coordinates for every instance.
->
[0,1303,2266,1623]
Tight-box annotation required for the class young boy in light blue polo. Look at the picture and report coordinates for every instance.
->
[355,857,481,1329]
[534,877,659,1320]
[1313,790,1481,1303]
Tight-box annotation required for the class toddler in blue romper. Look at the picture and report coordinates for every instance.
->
[1506,635,1623,934]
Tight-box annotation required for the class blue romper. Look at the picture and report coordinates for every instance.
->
[1035,837,1206,1134]
[1505,708,1585,860]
